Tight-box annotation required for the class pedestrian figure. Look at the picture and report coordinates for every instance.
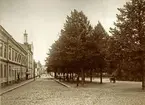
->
[110,77,116,83]
[110,70,117,83]
[26,72,29,80]
[17,73,20,82]
[76,75,79,87]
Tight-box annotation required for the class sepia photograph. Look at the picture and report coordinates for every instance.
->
[0,0,145,105]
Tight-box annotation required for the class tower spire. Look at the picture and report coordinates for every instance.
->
[25,30,27,34]
[24,30,28,44]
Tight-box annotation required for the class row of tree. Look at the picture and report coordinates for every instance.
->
[109,0,145,89]
[46,0,145,89]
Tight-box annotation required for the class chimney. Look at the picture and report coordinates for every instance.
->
[24,30,28,44]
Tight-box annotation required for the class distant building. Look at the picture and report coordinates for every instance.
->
[35,61,45,77]
[0,25,34,87]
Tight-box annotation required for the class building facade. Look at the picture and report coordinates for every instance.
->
[19,30,34,79]
[35,61,42,77]
[0,25,34,87]
[35,61,46,77]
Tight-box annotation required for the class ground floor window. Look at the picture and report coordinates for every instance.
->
[4,64,7,77]
[0,63,3,78]
[9,65,11,77]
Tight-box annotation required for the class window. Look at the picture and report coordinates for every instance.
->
[9,46,11,60]
[24,57,26,65]
[17,53,19,62]
[23,57,25,65]
[12,49,14,61]
[15,52,17,62]
[19,54,22,63]
[4,44,7,58]
[12,66,15,76]
[25,57,27,65]
[21,56,23,64]
[18,54,20,63]
[4,65,7,77]
[0,42,3,57]
[9,66,11,77]
[0,64,3,78]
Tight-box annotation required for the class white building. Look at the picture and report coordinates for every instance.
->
[0,26,35,87]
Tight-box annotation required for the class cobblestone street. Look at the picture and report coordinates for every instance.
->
[1,74,145,105]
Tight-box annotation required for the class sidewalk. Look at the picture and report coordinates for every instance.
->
[0,78,35,96]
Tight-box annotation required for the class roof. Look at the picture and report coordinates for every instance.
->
[18,43,27,51]
[18,42,33,54]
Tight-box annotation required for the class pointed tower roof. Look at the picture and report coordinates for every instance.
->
[24,30,28,44]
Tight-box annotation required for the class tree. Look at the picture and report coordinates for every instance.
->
[110,0,145,89]
[90,22,109,83]
[46,9,93,85]
[63,9,93,85]
[46,9,109,86]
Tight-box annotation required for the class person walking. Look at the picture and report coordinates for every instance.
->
[17,72,20,83]
[76,74,79,87]
[110,70,117,83]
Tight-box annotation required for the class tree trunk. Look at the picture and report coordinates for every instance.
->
[83,72,85,83]
[70,73,73,82]
[100,68,103,84]
[138,8,144,90]
[143,70,145,90]
[69,73,71,82]
[66,72,69,82]
[54,72,57,78]
[81,68,85,86]
[90,69,93,82]
[76,73,79,87]
[71,73,73,82]
[140,56,145,90]
[63,72,65,81]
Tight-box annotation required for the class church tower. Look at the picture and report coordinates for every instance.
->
[24,30,28,44]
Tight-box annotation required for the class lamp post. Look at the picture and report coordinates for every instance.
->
[33,61,36,80]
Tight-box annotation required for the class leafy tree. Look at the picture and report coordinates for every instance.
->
[47,9,109,86]
[90,22,109,83]
[110,0,145,89]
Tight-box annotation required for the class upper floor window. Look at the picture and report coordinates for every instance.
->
[15,52,17,62]
[0,42,3,57]
[4,44,7,58]
[17,53,20,63]
[9,46,11,60]
[12,49,14,61]
[19,54,22,63]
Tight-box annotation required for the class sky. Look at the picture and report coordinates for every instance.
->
[0,0,129,65]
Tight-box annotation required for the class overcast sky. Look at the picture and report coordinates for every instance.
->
[0,0,129,65]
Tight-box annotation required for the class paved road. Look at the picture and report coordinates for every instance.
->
[1,74,145,105]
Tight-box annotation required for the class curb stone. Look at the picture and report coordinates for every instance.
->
[49,74,71,88]
[0,79,34,96]
[53,79,71,88]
